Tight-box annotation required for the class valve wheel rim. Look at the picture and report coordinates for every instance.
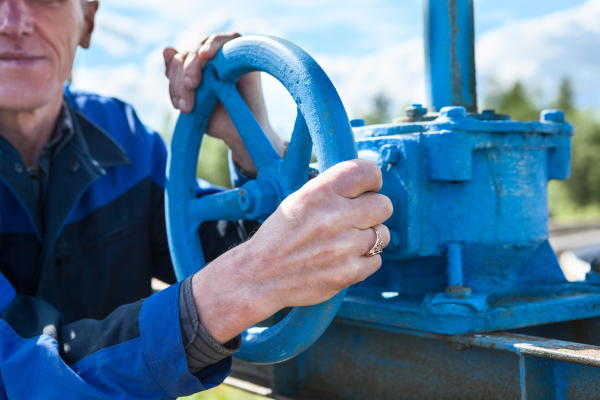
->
[166,35,357,364]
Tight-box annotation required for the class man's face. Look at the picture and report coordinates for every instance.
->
[0,0,97,112]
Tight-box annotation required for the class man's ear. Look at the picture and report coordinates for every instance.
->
[79,1,99,49]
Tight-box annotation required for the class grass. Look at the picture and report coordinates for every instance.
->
[180,384,268,400]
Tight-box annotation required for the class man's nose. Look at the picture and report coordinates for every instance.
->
[0,0,34,38]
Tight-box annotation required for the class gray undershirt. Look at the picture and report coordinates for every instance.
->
[29,102,239,373]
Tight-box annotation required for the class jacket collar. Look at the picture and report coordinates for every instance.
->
[70,106,131,170]
[0,99,131,243]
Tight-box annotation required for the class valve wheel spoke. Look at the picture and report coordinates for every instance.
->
[218,84,281,170]
[282,110,313,193]
[187,189,246,229]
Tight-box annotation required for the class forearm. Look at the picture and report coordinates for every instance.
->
[191,240,279,345]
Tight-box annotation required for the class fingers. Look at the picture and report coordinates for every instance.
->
[354,224,391,257]
[165,32,242,114]
[163,47,178,77]
[346,192,393,230]
[166,50,188,112]
[320,159,383,199]
[198,32,241,60]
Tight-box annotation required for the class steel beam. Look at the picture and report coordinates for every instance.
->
[232,319,600,399]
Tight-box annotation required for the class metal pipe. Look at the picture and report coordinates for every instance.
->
[424,0,477,113]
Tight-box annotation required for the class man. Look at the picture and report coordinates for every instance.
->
[0,0,392,399]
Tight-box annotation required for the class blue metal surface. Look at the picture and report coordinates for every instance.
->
[165,35,357,364]
[425,0,477,112]
[231,319,600,399]
[166,1,600,397]
[330,106,600,335]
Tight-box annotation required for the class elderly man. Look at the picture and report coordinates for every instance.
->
[0,0,392,399]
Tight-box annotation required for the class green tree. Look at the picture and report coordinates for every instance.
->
[545,77,600,212]
[196,136,232,188]
[560,110,600,209]
[486,81,540,121]
[552,77,575,116]
[362,93,391,125]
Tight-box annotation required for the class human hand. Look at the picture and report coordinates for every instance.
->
[163,33,285,175]
[191,159,393,343]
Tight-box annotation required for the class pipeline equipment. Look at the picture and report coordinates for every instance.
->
[166,1,600,398]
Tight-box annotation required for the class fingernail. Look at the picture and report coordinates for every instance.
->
[184,76,193,89]
[199,44,208,54]
[179,99,187,110]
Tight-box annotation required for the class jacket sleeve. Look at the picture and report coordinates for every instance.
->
[0,271,231,400]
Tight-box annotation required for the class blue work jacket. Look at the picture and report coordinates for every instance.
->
[0,86,246,399]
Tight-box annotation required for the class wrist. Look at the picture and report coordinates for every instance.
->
[190,241,279,344]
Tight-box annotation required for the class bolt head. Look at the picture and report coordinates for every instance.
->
[446,285,472,299]
[440,106,467,119]
[350,119,365,127]
[406,104,427,118]
[238,189,253,212]
[380,145,402,165]
[541,109,565,123]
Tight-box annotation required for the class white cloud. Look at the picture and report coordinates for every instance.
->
[72,0,600,138]
[476,0,600,107]
[93,9,171,57]
[313,37,425,119]
[72,49,173,132]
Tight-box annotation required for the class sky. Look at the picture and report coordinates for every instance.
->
[72,0,597,136]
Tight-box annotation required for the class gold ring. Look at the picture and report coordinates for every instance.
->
[364,227,383,257]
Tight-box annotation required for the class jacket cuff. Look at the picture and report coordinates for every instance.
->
[139,281,232,397]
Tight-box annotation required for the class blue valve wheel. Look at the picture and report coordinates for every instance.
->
[166,35,357,364]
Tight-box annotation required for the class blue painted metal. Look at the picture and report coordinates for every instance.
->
[338,105,600,335]
[424,0,477,112]
[166,1,600,397]
[165,35,357,364]
[350,119,365,127]
[234,320,600,399]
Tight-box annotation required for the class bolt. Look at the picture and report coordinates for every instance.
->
[238,180,279,221]
[406,104,427,119]
[380,145,402,165]
[350,119,365,127]
[541,109,565,123]
[446,285,472,299]
[480,109,496,120]
[238,189,253,213]
[440,106,467,119]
